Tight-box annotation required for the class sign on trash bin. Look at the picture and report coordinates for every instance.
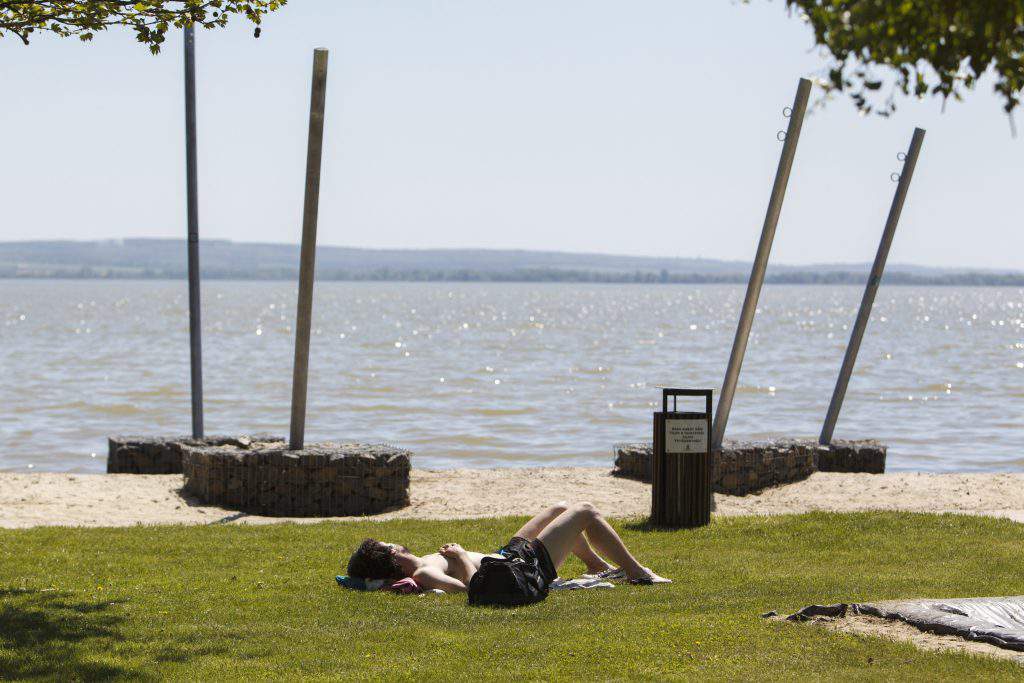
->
[665,418,708,454]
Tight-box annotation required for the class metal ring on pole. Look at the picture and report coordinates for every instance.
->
[897,152,907,162]
[783,106,792,118]
[777,130,787,141]
[890,172,901,182]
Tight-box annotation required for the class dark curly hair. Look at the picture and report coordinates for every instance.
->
[347,538,404,581]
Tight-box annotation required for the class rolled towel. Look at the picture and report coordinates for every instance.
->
[335,575,385,592]
[549,577,615,590]
[336,575,425,594]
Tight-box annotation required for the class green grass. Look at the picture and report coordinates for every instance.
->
[3,512,1024,681]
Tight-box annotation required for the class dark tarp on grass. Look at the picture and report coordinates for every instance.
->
[786,597,1024,652]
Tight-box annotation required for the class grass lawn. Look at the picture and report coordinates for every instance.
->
[3,511,1024,681]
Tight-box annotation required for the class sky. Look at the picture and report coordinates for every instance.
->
[0,1,1021,269]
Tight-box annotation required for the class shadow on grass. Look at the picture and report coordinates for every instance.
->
[0,587,226,679]
[622,518,682,533]
[0,588,130,679]
[620,518,713,534]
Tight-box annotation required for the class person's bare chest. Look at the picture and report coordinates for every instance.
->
[421,550,500,576]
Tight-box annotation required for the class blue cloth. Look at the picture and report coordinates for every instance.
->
[336,575,384,591]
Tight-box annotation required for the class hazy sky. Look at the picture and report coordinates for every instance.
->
[1,1,1020,268]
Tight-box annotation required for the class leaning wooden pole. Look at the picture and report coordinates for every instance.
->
[289,48,330,451]
[711,78,812,450]
[184,25,204,439]
[819,127,926,445]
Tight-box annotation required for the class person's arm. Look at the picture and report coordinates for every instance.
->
[439,543,477,586]
[413,566,467,593]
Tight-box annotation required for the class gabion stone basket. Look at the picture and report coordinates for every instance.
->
[813,439,887,473]
[612,438,886,496]
[181,441,412,517]
[107,434,284,474]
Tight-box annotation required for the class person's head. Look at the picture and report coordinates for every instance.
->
[346,538,414,581]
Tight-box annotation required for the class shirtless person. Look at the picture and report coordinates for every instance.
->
[345,501,670,596]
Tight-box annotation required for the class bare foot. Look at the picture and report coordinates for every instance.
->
[628,567,672,585]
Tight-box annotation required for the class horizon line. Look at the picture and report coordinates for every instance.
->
[2,236,1020,274]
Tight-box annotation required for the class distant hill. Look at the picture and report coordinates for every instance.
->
[1,238,1021,286]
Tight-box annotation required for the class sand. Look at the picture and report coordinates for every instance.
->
[3,468,1024,529]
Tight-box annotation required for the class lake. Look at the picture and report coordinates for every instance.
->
[1,280,1021,473]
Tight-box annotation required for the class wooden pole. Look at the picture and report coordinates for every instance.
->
[289,48,329,451]
[184,25,204,439]
[711,78,812,450]
[820,128,926,445]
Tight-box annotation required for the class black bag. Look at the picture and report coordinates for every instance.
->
[467,556,549,607]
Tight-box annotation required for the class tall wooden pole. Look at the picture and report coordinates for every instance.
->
[289,48,329,451]
[820,128,926,445]
[184,25,204,439]
[711,78,812,450]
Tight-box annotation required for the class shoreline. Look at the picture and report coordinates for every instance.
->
[4,467,1024,529]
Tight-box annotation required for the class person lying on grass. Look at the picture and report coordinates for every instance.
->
[345,501,670,603]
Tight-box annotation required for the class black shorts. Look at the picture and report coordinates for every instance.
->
[496,536,558,586]
[467,535,558,606]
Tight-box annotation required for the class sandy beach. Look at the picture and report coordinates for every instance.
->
[3,468,1024,528]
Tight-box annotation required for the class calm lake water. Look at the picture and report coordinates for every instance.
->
[1,280,1022,473]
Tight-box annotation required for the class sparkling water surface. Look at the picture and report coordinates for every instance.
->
[1,280,1021,473]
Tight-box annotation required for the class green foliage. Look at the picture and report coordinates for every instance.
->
[0,1,286,53]
[781,1,1024,117]
[3,512,1024,679]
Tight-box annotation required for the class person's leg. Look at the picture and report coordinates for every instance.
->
[571,536,612,574]
[512,502,611,573]
[511,502,567,540]
[536,502,653,581]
